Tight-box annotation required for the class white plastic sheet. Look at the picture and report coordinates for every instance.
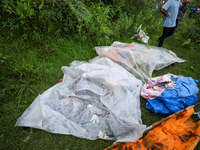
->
[15,57,146,142]
[95,41,186,83]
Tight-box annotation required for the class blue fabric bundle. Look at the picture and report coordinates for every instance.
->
[146,76,199,115]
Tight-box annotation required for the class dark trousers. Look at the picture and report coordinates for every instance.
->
[158,27,176,47]
[174,19,181,32]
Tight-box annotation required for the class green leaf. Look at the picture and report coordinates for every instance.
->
[181,38,191,46]
[23,135,31,142]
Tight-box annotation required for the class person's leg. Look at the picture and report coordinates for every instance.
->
[158,27,170,47]
[167,26,176,37]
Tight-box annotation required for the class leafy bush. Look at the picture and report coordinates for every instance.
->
[0,0,160,45]
[0,0,79,40]
[189,15,200,44]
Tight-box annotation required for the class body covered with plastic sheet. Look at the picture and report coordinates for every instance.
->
[15,57,146,142]
[95,41,185,83]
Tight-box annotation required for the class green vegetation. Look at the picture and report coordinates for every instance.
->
[0,0,200,150]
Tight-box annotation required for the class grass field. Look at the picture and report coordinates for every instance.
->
[0,25,200,150]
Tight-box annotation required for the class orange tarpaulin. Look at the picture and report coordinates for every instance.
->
[105,106,200,150]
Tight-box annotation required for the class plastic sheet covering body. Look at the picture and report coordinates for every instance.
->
[105,106,200,150]
[15,57,146,142]
[95,41,185,83]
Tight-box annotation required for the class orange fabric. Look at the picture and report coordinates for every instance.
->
[105,106,200,150]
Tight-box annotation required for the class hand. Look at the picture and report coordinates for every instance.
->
[183,0,191,4]
[187,0,191,4]
[162,15,168,19]
[181,18,184,21]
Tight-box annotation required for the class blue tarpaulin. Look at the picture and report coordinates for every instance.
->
[145,75,199,115]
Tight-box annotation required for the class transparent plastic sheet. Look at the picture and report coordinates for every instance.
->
[95,41,186,83]
[15,57,146,142]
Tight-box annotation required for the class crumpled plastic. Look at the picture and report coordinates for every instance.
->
[15,57,146,142]
[142,73,199,115]
[95,41,185,83]
[131,24,150,44]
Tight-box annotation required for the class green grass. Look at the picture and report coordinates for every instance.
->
[0,23,200,150]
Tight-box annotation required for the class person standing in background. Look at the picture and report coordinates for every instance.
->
[156,0,191,48]
[175,0,188,31]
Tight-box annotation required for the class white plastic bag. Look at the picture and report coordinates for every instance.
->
[131,24,150,44]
